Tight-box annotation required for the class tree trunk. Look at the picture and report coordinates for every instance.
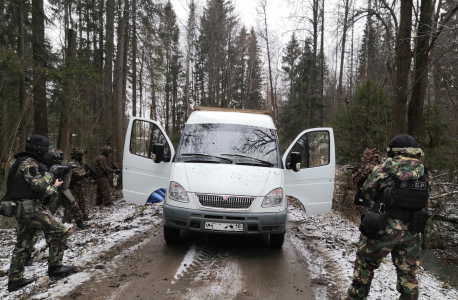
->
[338,0,350,98]
[139,50,144,118]
[114,0,129,187]
[312,0,318,59]
[17,0,27,144]
[392,0,413,136]
[32,0,48,136]
[132,0,137,117]
[103,0,115,145]
[185,0,195,117]
[364,0,371,79]
[408,0,434,138]
[122,12,129,123]
[320,0,324,126]
[261,2,277,118]
[57,29,77,156]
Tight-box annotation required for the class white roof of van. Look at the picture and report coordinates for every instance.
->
[187,111,276,129]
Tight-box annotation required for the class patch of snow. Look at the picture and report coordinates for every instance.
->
[287,201,458,300]
[172,243,197,284]
[0,202,163,300]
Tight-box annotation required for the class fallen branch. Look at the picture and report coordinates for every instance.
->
[431,191,458,200]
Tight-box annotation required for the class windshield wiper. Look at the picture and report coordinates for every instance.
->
[219,154,274,166]
[181,153,233,163]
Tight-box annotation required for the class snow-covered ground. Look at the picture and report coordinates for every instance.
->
[0,201,163,299]
[288,199,458,300]
[1,198,457,299]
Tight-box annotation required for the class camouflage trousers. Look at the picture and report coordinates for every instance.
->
[345,219,421,300]
[74,185,88,220]
[96,177,112,206]
[62,188,86,223]
[9,209,69,281]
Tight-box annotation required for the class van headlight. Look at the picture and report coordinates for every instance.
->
[261,188,283,207]
[168,182,190,203]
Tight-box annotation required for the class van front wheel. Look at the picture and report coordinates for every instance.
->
[270,232,285,248]
[164,225,180,243]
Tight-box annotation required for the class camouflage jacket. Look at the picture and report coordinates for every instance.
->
[94,154,115,178]
[18,158,57,197]
[363,156,432,201]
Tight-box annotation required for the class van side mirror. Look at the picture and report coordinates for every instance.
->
[289,152,301,172]
[152,143,165,163]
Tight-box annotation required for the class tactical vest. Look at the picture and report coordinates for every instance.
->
[381,172,429,222]
[392,176,429,210]
[4,156,45,201]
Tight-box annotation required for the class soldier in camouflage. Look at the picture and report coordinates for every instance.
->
[95,146,119,206]
[63,147,90,222]
[353,148,382,190]
[343,135,432,300]
[4,135,77,292]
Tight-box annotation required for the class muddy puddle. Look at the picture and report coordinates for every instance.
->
[421,249,458,286]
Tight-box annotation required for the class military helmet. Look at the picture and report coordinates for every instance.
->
[71,147,85,160]
[42,150,64,167]
[25,135,51,158]
[101,146,112,156]
[387,134,424,158]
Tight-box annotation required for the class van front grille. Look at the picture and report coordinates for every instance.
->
[197,194,254,210]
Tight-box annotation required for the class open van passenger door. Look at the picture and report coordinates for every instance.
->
[282,128,335,215]
[123,117,175,206]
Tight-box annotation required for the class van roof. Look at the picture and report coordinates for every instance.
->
[187,111,276,129]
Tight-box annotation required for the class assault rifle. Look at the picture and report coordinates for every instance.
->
[83,163,100,180]
[346,166,359,172]
[111,162,121,174]
[50,164,77,180]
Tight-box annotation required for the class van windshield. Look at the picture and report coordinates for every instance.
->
[176,124,280,168]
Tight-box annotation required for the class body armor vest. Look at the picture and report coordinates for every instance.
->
[380,172,429,222]
[392,176,429,210]
[4,156,45,201]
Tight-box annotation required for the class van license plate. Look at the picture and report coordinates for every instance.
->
[204,222,243,232]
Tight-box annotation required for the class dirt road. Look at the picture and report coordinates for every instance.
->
[66,223,336,300]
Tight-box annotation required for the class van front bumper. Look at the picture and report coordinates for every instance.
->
[163,203,287,234]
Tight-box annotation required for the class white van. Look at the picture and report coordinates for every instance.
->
[123,108,335,248]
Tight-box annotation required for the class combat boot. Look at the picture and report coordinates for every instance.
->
[48,265,78,279]
[24,254,34,266]
[8,278,37,292]
[76,219,91,229]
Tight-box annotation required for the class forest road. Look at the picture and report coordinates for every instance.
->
[65,224,323,300]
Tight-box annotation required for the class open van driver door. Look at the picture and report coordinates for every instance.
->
[123,117,175,206]
[282,128,335,215]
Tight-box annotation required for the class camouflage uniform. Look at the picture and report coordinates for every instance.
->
[95,146,116,206]
[9,158,69,281]
[63,147,90,221]
[345,154,432,300]
[352,148,382,190]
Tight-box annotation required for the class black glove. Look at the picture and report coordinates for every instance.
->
[115,169,121,175]
[76,219,91,229]
[354,190,368,206]
[51,168,64,178]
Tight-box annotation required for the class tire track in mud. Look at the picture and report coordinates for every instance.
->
[168,243,243,300]
[287,200,348,300]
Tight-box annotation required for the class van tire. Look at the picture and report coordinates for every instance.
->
[270,232,285,248]
[164,225,180,243]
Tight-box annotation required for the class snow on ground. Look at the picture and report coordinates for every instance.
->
[0,201,163,300]
[288,199,458,300]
